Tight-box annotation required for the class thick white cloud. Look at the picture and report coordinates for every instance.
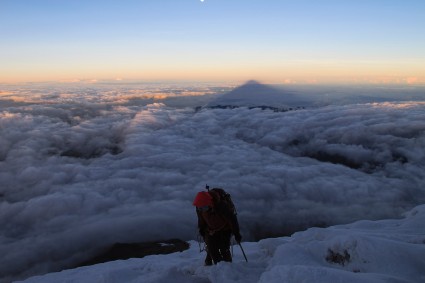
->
[0,85,425,281]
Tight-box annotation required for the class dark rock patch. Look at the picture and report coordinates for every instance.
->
[77,239,190,267]
[326,248,351,266]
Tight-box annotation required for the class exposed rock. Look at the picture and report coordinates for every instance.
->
[77,239,190,267]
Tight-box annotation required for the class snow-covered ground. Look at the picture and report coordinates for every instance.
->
[19,204,425,283]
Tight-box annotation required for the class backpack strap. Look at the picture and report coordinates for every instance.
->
[207,189,221,206]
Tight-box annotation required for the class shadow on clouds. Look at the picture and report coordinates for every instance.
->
[0,84,424,281]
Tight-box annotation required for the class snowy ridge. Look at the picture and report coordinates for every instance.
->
[19,205,425,283]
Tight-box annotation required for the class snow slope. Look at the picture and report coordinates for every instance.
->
[18,205,425,283]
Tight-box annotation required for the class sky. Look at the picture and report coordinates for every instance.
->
[1,0,425,84]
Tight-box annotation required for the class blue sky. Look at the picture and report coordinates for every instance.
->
[1,0,424,83]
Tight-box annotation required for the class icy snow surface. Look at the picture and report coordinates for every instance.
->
[18,204,425,283]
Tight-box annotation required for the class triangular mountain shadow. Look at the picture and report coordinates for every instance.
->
[205,80,310,111]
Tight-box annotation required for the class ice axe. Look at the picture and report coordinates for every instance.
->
[238,242,248,262]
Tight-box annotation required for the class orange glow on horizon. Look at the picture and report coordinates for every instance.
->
[1,63,425,85]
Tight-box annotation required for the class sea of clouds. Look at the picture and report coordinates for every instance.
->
[1,83,425,281]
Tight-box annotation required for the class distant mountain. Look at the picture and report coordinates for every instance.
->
[206,80,312,110]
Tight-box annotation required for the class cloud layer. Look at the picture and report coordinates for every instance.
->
[1,85,425,281]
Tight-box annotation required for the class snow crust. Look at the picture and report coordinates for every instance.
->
[19,205,425,283]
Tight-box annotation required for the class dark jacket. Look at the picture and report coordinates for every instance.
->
[196,200,240,237]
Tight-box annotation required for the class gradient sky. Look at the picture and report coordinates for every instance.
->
[1,0,425,84]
